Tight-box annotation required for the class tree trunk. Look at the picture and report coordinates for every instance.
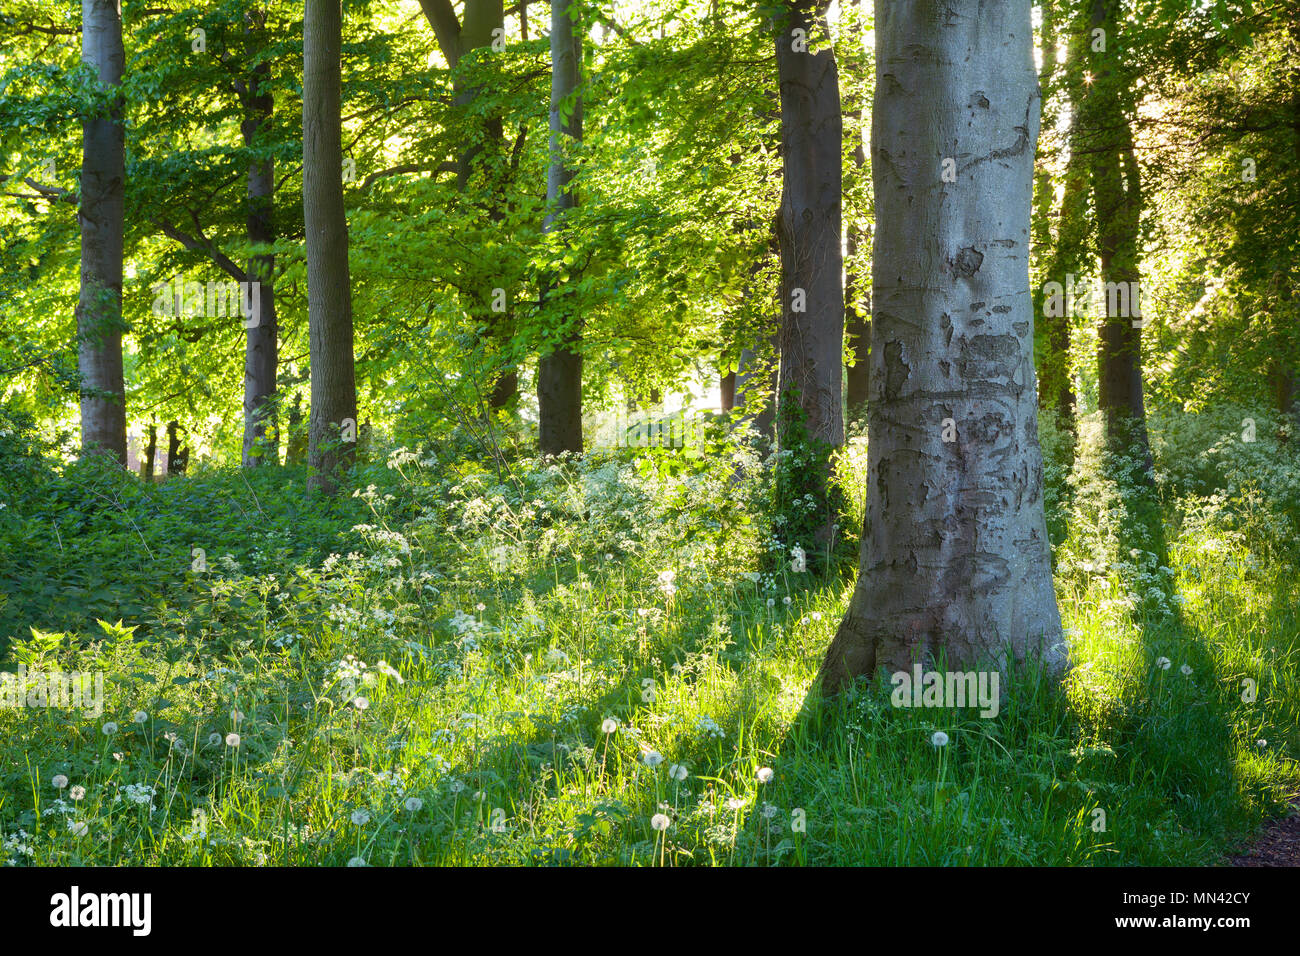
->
[241,9,279,466]
[720,369,736,412]
[774,1,844,451]
[286,394,307,465]
[303,0,358,493]
[141,422,157,480]
[1084,0,1150,468]
[820,0,1066,692]
[165,420,188,476]
[536,0,583,456]
[77,0,127,464]
[774,1,844,556]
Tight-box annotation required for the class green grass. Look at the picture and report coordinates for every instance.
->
[0,408,1297,866]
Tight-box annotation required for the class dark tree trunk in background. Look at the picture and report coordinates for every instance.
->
[537,0,583,456]
[286,394,307,465]
[77,0,127,464]
[720,369,736,412]
[141,422,157,480]
[303,0,358,493]
[820,0,1065,692]
[775,0,844,550]
[1083,0,1151,468]
[240,8,279,466]
[166,420,188,476]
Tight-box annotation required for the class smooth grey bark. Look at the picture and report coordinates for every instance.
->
[820,0,1066,692]
[537,0,583,455]
[303,0,358,493]
[240,9,278,466]
[774,1,844,451]
[76,0,127,464]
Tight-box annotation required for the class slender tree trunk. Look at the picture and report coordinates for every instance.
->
[820,0,1066,692]
[241,9,279,466]
[77,0,127,464]
[141,422,157,480]
[720,370,736,412]
[303,0,358,493]
[774,1,844,451]
[537,0,583,456]
[1083,0,1150,467]
[165,420,187,476]
[286,394,307,465]
[774,1,844,555]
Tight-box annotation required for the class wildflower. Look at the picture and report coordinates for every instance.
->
[102,722,118,735]
[1180,664,1193,676]
[668,764,689,781]
[448,780,467,795]
[756,767,774,784]
[760,802,779,819]
[346,856,368,867]
[404,797,423,813]
[642,750,664,768]
[208,733,222,746]
[1155,657,1172,670]
[782,596,792,606]
[230,709,245,723]
[931,731,950,748]
[766,598,775,608]
[351,810,371,826]
[67,820,89,838]
[725,797,746,811]
[601,717,619,734]
[133,711,148,724]
[69,786,85,801]
[650,813,671,831]
[225,733,241,748]
[475,603,486,612]
[657,569,678,599]
[811,611,822,621]
[352,697,370,711]
[1256,739,1268,749]
[52,774,69,790]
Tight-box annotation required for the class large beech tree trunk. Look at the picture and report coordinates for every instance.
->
[241,9,279,466]
[536,0,583,456]
[77,0,127,464]
[820,0,1066,692]
[303,0,358,493]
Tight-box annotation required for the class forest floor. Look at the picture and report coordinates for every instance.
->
[0,407,1298,866]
